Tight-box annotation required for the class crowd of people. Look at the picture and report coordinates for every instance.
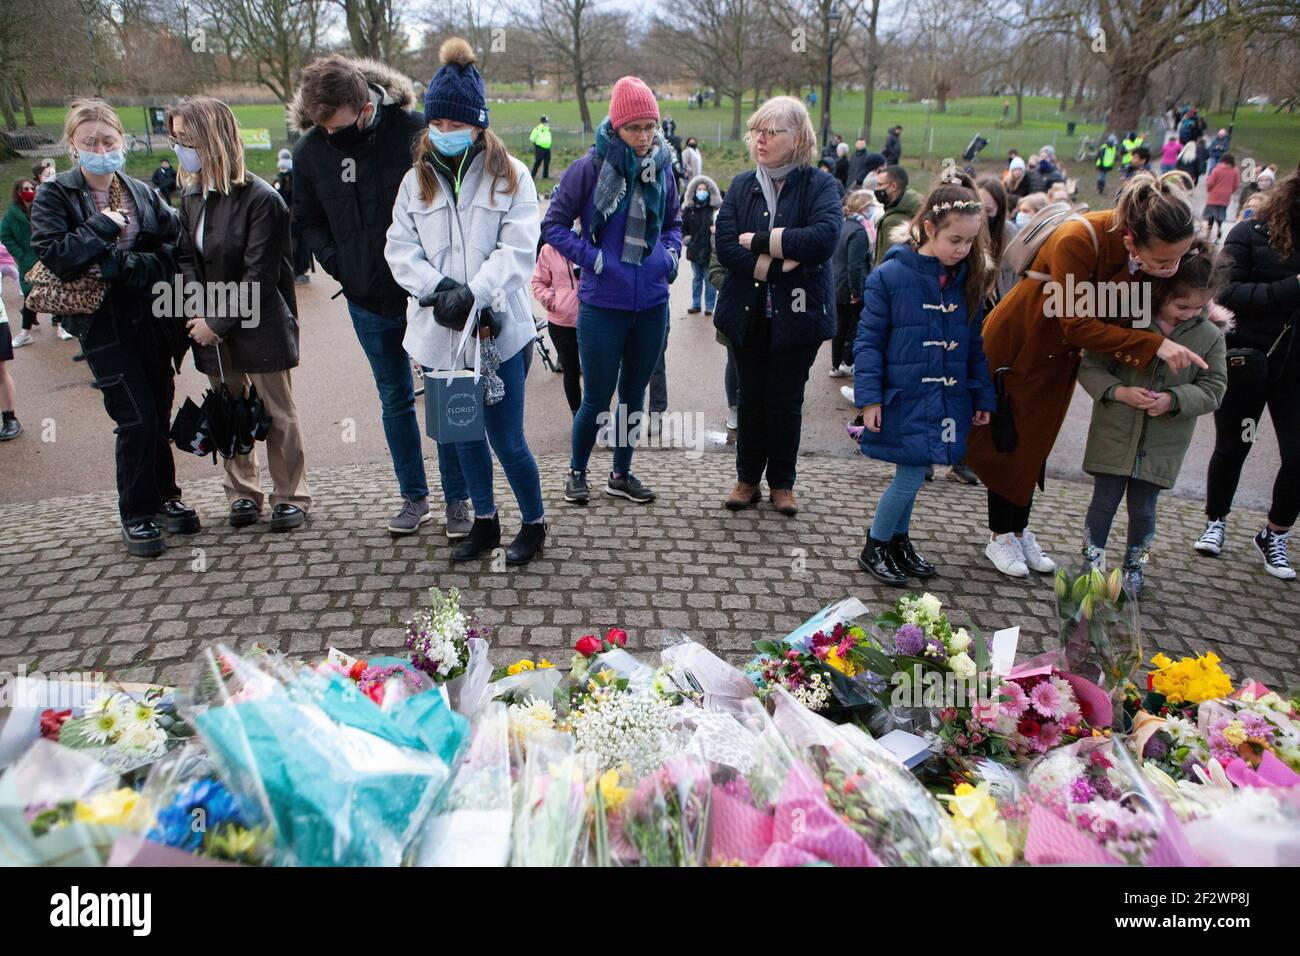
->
[1,49,1297,594]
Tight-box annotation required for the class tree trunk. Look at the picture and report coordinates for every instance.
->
[575,67,593,133]
[713,86,722,108]
[862,64,878,144]
[730,92,743,140]
[17,80,35,126]
[1015,88,1024,126]
[1059,41,1071,112]
[1073,73,1086,110]
[1105,61,1148,136]
[936,79,949,114]
[0,82,17,131]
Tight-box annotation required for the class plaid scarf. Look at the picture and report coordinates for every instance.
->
[592,117,670,265]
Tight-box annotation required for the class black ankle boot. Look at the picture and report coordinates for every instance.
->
[506,521,547,565]
[890,534,937,578]
[450,514,501,561]
[858,536,908,587]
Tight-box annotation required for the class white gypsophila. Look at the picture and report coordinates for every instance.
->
[789,672,833,712]
[569,686,672,776]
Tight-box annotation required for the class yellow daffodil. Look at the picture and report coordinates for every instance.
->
[597,768,630,813]
[1149,651,1233,704]
[538,659,555,669]
[941,782,1017,866]
[507,659,537,676]
[597,668,618,685]
[73,788,140,827]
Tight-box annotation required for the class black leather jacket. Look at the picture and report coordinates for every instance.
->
[1220,217,1300,375]
[29,167,183,354]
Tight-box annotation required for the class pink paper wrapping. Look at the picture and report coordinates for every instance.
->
[1005,658,1113,730]
[717,763,881,867]
[1232,679,1275,700]
[1023,801,1202,866]
[107,833,241,867]
[1223,751,1300,789]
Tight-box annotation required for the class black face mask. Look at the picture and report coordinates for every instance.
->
[323,107,371,151]
[874,188,892,206]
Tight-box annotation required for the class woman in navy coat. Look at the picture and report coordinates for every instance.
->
[853,172,997,585]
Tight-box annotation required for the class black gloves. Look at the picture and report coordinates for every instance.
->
[419,278,474,331]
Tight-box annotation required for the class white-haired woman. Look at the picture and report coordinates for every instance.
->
[713,95,841,516]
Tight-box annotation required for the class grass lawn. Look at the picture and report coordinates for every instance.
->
[3,93,1297,205]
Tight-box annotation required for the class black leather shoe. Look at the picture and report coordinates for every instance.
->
[451,514,502,561]
[156,499,201,534]
[858,537,908,587]
[270,504,306,532]
[229,499,260,528]
[0,418,20,441]
[122,519,166,558]
[506,521,546,565]
[947,461,980,485]
[890,534,938,578]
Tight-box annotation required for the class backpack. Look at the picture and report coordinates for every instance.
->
[1179,141,1198,165]
[1001,201,1098,281]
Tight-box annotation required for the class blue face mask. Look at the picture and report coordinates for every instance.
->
[1014,211,1032,228]
[428,126,473,155]
[78,149,126,176]
[695,190,709,202]
[173,144,203,174]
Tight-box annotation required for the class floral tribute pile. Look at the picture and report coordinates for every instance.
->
[1,583,1296,867]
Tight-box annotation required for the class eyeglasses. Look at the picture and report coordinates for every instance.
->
[168,136,197,150]
[622,124,658,138]
[748,127,791,140]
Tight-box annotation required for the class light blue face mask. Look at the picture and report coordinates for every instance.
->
[428,126,473,155]
[78,149,126,176]
[173,144,203,174]
[1014,211,1032,228]
[695,190,709,202]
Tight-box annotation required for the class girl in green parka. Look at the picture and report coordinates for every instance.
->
[1078,238,1230,594]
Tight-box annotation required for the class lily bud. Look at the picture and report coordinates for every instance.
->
[1054,569,1069,599]
[1080,593,1095,619]
[1089,568,1107,601]
[1107,568,1123,602]
[1071,574,1090,603]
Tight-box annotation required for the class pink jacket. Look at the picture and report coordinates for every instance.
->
[1204,164,1241,207]
[1160,139,1181,167]
[530,242,580,328]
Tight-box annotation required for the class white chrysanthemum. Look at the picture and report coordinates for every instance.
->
[84,693,119,719]
[1028,750,1079,801]
[85,708,122,745]
[508,696,556,750]
[789,672,833,712]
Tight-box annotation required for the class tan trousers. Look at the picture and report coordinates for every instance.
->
[206,368,312,512]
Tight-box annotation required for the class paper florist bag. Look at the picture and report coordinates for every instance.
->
[424,316,486,444]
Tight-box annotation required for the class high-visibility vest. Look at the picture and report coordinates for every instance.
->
[530,124,552,150]
[1121,136,1144,166]
[1096,144,1117,171]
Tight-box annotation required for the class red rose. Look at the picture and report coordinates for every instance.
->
[1017,717,1041,738]
[605,627,628,648]
[575,634,603,656]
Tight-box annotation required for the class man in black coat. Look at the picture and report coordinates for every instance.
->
[150,158,177,204]
[290,54,454,536]
[846,138,886,190]
[883,126,903,165]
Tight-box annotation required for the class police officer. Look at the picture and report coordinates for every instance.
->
[1095,135,1118,194]
[1121,130,1146,178]
[530,114,553,179]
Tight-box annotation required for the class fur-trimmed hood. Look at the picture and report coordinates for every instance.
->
[681,174,721,210]
[288,57,418,133]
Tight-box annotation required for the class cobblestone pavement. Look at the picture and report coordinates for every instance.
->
[1,450,1295,692]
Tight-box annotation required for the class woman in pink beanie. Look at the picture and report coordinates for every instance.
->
[540,75,683,507]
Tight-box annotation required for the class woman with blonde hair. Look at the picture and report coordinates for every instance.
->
[30,98,195,557]
[169,95,310,532]
[714,95,841,515]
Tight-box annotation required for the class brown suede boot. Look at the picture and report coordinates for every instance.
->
[770,488,799,516]
[725,482,761,511]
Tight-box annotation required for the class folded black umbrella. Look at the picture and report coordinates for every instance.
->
[169,397,213,459]
[243,383,273,443]
[204,381,241,461]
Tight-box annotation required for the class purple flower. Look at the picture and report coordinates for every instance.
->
[1143,734,1169,760]
[924,637,948,664]
[1093,775,1121,802]
[895,624,925,657]
[1070,777,1096,804]
[1180,758,1201,778]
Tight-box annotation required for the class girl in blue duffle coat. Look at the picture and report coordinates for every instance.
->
[853,170,997,586]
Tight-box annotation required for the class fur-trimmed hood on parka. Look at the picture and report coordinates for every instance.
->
[287,57,418,133]
[681,174,722,211]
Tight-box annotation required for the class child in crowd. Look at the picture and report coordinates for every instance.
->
[1076,238,1230,594]
[1202,153,1241,242]
[853,169,996,586]
[830,189,876,378]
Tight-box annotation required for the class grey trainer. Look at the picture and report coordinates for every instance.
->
[445,499,473,539]
[388,497,432,535]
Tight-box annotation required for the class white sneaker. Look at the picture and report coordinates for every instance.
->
[839,363,854,376]
[1254,528,1297,580]
[840,385,856,404]
[12,330,33,348]
[56,325,74,341]
[726,406,738,430]
[1194,519,1226,556]
[1019,529,1057,573]
[986,533,1029,577]
[828,365,850,378]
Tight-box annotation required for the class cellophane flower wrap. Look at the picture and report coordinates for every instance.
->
[405,587,481,684]
[510,729,597,867]
[44,686,190,777]
[1056,566,1142,723]
[1023,736,1199,866]
[769,687,975,866]
[182,644,468,866]
[125,742,273,866]
[0,738,139,866]
[413,701,513,866]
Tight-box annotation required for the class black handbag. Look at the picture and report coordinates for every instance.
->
[991,366,1018,454]
[1225,315,1294,387]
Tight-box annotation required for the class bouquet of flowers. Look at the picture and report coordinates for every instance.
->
[1023,737,1198,866]
[42,687,188,776]
[877,592,981,681]
[1200,684,1300,783]
[1055,568,1142,722]
[317,648,429,708]
[613,753,714,867]
[743,647,836,713]
[562,669,675,777]
[405,587,483,683]
[510,730,598,867]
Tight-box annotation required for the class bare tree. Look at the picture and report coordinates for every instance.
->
[766,0,864,142]
[518,0,622,133]
[332,0,406,61]
[196,0,331,103]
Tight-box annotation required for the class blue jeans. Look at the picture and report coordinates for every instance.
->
[870,463,928,540]
[437,349,543,523]
[347,302,431,501]
[690,261,717,311]
[571,301,669,475]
